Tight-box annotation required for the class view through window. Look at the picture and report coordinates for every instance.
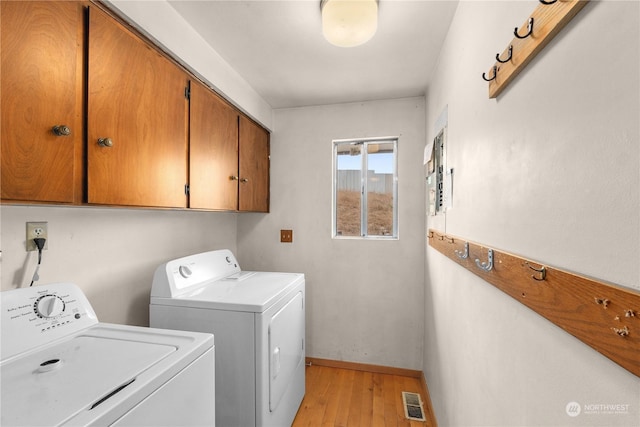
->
[333,138,398,238]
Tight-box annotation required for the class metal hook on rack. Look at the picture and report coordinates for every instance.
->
[475,249,494,272]
[539,0,558,4]
[496,45,513,63]
[525,262,546,281]
[514,17,534,39]
[455,242,469,259]
[482,65,497,82]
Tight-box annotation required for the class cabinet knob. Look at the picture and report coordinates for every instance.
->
[240,178,249,183]
[97,137,113,147]
[229,175,239,181]
[52,125,71,136]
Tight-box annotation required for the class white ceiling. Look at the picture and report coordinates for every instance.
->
[167,0,459,109]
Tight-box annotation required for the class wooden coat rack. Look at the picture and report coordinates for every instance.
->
[483,0,589,98]
[428,229,640,377]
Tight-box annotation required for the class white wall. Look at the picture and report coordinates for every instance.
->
[238,97,426,370]
[0,206,237,326]
[424,1,640,426]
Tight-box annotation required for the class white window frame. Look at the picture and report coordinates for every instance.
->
[332,137,398,239]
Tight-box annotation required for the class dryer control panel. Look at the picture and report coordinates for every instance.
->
[1,283,98,360]
[151,249,242,298]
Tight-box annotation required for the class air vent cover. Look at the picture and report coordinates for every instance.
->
[402,391,426,422]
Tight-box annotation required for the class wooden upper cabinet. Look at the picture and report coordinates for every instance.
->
[1,1,84,203]
[87,7,188,208]
[239,116,270,212]
[189,81,239,210]
[2,3,269,212]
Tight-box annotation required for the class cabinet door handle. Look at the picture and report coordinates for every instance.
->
[52,125,71,136]
[97,137,113,147]
[229,175,239,181]
[240,178,249,183]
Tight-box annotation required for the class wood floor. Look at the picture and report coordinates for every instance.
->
[292,363,432,427]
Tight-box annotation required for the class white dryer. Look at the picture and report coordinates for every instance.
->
[150,249,305,427]
[1,282,215,426]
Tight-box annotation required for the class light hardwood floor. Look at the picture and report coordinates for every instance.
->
[292,363,432,427]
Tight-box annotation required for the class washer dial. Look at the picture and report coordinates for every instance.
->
[34,295,65,318]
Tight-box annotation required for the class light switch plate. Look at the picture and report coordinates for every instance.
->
[280,229,293,243]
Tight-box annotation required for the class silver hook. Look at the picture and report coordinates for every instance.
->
[475,249,493,272]
[455,242,469,259]
[525,262,546,281]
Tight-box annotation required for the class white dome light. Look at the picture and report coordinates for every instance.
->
[321,0,378,48]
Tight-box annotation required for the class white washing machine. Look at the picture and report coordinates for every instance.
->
[150,249,305,427]
[1,282,215,426]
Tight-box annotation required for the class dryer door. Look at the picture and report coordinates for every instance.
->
[268,291,304,411]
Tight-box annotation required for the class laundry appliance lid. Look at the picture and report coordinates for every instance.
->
[0,323,213,427]
[151,271,304,313]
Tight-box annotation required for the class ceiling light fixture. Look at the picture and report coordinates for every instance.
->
[320,0,378,48]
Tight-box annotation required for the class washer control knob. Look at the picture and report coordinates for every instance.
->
[178,265,192,278]
[35,295,65,318]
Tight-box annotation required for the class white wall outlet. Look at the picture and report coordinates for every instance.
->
[26,222,48,251]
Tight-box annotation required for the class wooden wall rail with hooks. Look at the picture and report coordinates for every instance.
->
[486,0,589,98]
[427,229,640,377]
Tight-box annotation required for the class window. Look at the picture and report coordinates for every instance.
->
[333,138,398,238]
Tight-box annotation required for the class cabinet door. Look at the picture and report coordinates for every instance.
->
[1,1,83,203]
[239,116,270,212]
[189,81,239,210]
[87,7,188,208]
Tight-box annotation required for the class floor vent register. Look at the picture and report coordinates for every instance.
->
[402,391,426,422]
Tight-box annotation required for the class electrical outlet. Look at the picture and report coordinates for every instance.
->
[280,229,293,243]
[26,222,48,251]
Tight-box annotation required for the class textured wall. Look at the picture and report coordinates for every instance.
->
[1,205,237,326]
[424,1,640,425]
[238,97,426,370]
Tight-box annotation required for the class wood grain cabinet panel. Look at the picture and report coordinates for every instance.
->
[2,2,269,212]
[87,7,188,208]
[189,81,239,210]
[239,116,270,212]
[1,1,84,203]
